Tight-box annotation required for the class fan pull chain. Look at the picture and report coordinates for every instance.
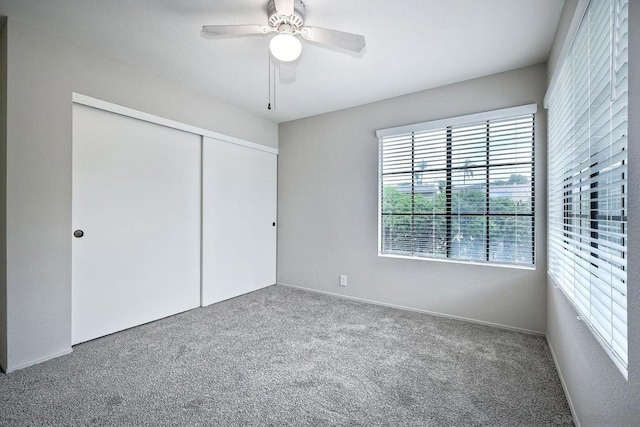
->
[267,54,272,110]
[266,55,279,111]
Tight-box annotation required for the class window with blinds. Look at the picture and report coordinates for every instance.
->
[376,105,536,267]
[546,0,628,376]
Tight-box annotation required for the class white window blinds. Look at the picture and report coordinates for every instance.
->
[547,0,628,376]
[377,105,536,266]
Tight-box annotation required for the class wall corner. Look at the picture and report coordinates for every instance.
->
[0,16,9,373]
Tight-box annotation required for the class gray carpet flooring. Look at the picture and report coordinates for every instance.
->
[0,285,573,426]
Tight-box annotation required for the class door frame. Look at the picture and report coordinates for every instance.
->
[73,94,278,156]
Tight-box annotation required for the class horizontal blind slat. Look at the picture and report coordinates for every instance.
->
[380,110,534,267]
[547,0,628,376]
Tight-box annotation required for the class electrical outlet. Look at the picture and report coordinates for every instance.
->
[339,275,347,286]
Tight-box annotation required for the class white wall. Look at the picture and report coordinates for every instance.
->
[2,17,278,372]
[277,64,548,333]
[545,1,640,425]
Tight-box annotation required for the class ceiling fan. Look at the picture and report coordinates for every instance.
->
[201,0,366,63]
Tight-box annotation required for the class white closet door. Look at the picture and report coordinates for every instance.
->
[72,104,201,345]
[202,137,277,306]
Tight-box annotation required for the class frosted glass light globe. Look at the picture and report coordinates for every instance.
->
[270,33,302,62]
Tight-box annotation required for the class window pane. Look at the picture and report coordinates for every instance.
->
[414,214,447,258]
[489,117,534,165]
[451,123,487,169]
[450,216,486,261]
[489,216,533,264]
[414,131,447,172]
[382,183,413,214]
[381,214,412,254]
[452,169,487,214]
[414,171,447,215]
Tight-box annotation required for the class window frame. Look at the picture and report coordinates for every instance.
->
[376,104,537,268]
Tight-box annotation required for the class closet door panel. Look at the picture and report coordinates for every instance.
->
[202,137,277,306]
[72,104,201,345]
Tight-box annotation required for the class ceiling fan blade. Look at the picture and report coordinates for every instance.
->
[274,0,295,16]
[300,27,366,53]
[201,25,272,39]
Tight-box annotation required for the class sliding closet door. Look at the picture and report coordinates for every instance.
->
[72,104,201,345]
[202,137,277,306]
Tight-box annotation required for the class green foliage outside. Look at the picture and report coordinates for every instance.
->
[382,185,533,264]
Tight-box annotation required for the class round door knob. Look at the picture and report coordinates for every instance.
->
[74,230,84,238]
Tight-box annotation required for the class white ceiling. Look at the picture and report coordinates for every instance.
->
[0,0,564,123]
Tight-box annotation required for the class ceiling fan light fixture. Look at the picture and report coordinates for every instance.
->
[269,33,302,62]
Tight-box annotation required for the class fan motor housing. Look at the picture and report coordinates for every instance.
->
[267,0,306,30]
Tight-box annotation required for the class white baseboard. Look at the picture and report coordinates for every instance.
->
[277,282,545,336]
[546,337,580,427]
[3,348,73,374]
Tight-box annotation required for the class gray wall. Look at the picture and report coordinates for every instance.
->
[547,0,579,84]
[545,1,640,425]
[277,64,548,333]
[0,18,7,372]
[2,17,278,372]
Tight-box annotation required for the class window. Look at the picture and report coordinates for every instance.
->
[376,105,536,267]
[546,0,628,376]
